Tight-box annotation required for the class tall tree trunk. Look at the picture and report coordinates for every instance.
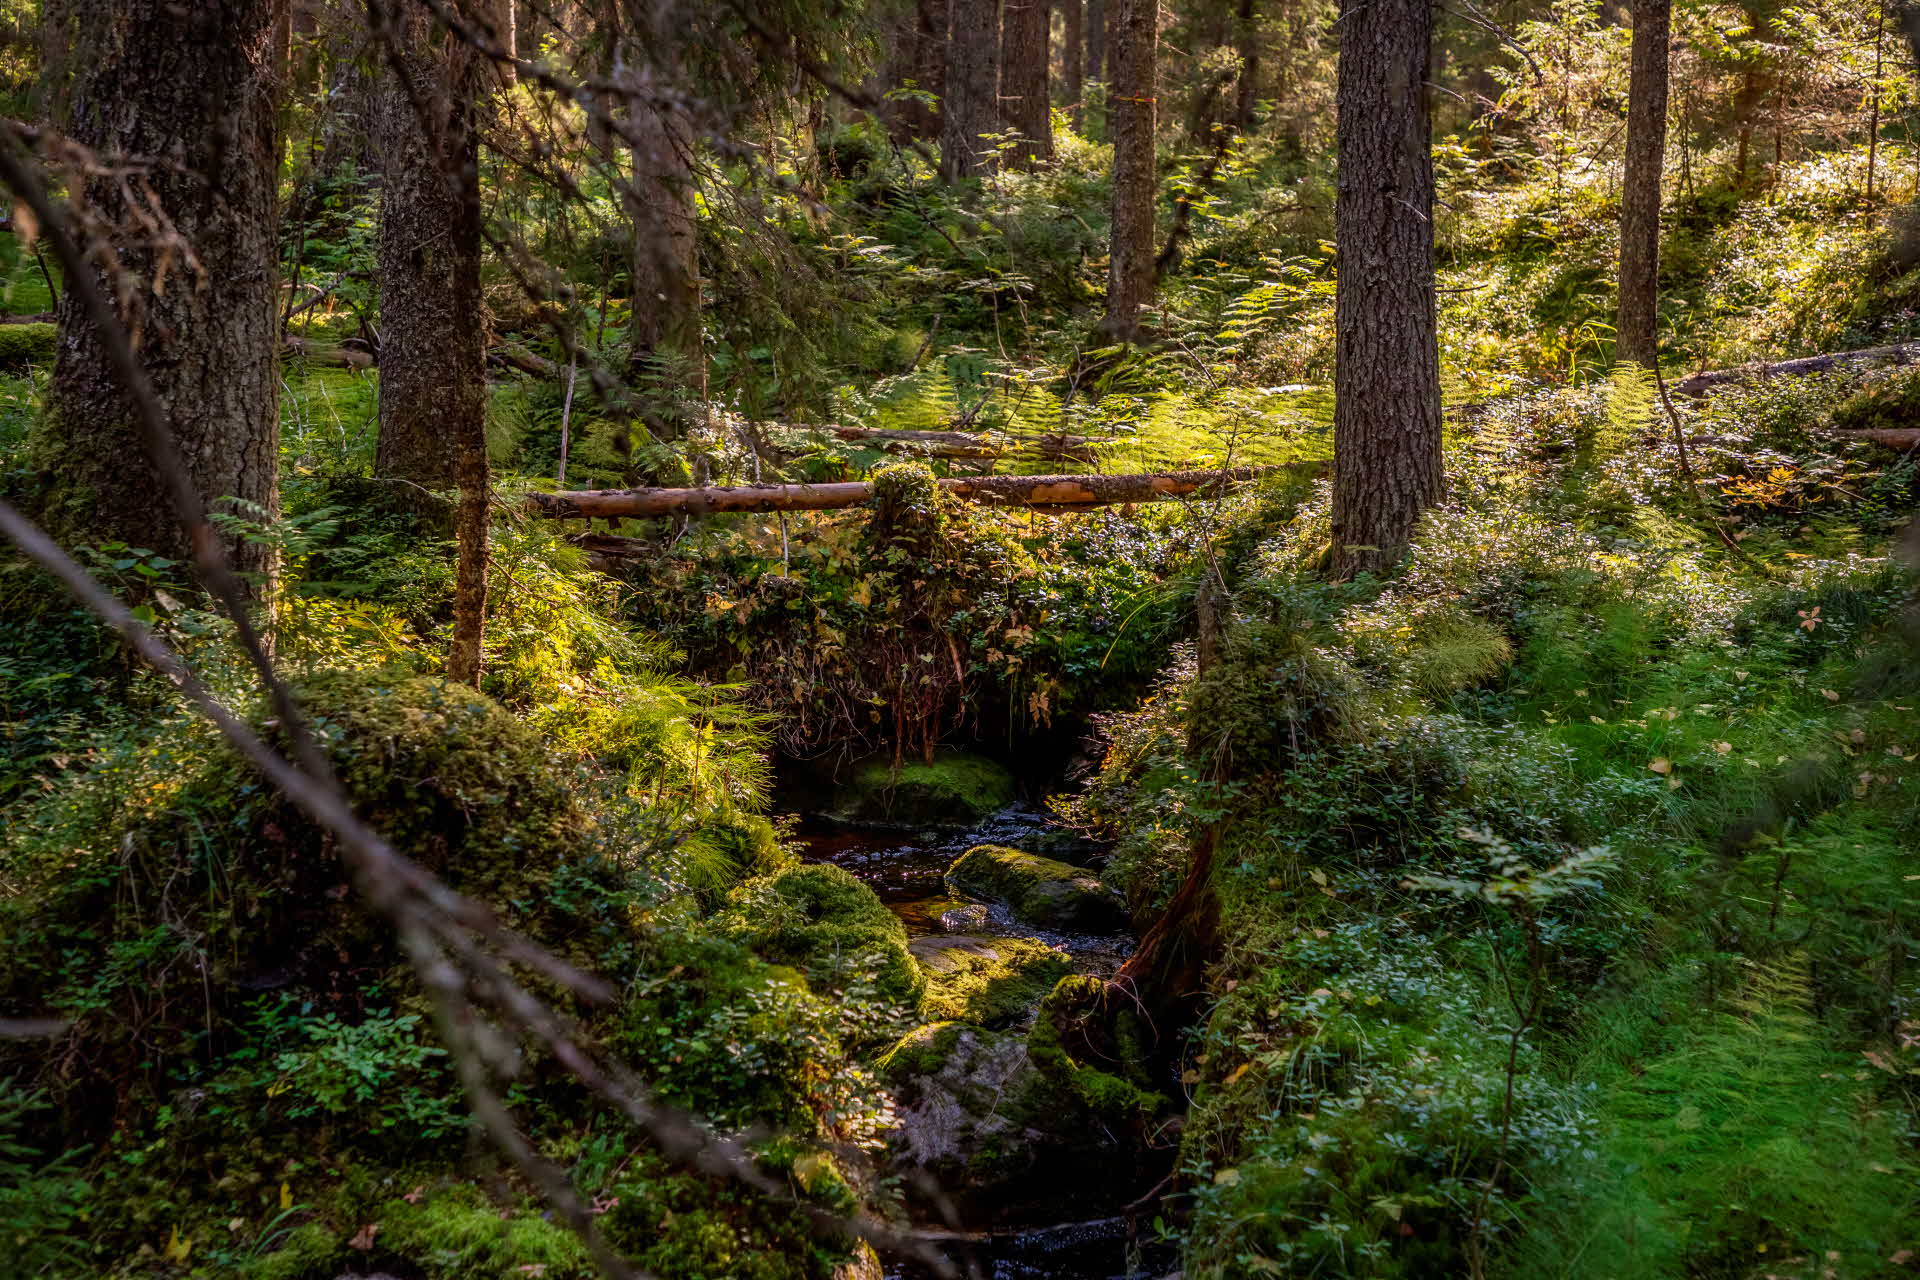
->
[880,0,945,141]
[1232,0,1260,131]
[371,0,489,684]
[1616,0,1671,369]
[1330,0,1442,579]
[1001,0,1052,164]
[1086,0,1106,82]
[942,0,999,180]
[33,0,288,595]
[1060,0,1084,128]
[627,91,706,437]
[1101,0,1156,340]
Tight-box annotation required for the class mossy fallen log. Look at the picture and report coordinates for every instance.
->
[527,464,1305,520]
[1669,342,1920,398]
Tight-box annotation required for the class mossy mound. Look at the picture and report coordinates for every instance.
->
[910,934,1071,1026]
[825,751,1015,827]
[718,864,925,1013]
[0,669,628,1132]
[945,845,1128,932]
[0,320,54,369]
[241,1158,868,1280]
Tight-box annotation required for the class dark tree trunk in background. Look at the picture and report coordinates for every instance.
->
[880,0,945,141]
[371,0,489,684]
[34,0,288,593]
[942,0,999,180]
[1087,0,1106,82]
[627,93,706,434]
[1102,0,1157,340]
[1331,0,1442,579]
[1001,0,1052,164]
[1060,0,1084,127]
[1232,0,1260,131]
[1616,0,1671,369]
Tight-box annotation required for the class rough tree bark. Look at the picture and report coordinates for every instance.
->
[1060,0,1084,127]
[371,0,489,685]
[33,0,288,593]
[627,89,706,436]
[1101,0,1157,340]
[942,0,999,181]
[1616,0,1671,369]
[1001,0,1052,164]
[1330,0,1442,579]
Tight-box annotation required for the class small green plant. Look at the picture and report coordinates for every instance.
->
[271,1006,461,1137]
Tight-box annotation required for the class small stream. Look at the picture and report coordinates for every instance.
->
[784,802,1178,1280]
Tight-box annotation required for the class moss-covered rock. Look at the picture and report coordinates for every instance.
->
[875,1003,1163,1221]
[945,845,1128,932]
[826,751,1015,827]
[910,934,1071,1026]
[718,864,925,1011]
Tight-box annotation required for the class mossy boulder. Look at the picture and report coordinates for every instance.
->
[875,1000,1162,1221]
[718,864,925,1012]
[826,751,1015,827]
[945,845,1128,932]
[910,934,1071,1026]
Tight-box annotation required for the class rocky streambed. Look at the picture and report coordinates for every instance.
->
[782,781,1178,1280]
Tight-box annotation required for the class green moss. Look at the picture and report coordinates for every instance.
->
[718,864,924,1011]
[875,1019,972,1079]
[827,751,1016,826]
[0,322,53,370]
[945,845,1128,932]
[0,669,629,1133]
[910,934,1071,1026]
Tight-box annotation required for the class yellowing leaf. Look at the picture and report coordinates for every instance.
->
[280,1181,293,1211]
[1213,1166,1241,1186]
[1223,1062,1253,1087]
[163,1226,192,1264]
[1648,757,1673,775]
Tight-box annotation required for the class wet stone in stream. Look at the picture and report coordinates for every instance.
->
[788,803,1134,979]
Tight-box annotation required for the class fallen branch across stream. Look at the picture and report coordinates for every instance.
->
[527,464,1314,521]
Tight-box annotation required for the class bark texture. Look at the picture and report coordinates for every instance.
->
[1616,0,1671,369]
[371,0,489,684]
[942,0,1000,181]
[627,90,707,434]
[1331,0,1442,579]
[1000,0,1052,164]
[527,465,1291,519]
[34,0,288,589]
[1102,0,1157,339]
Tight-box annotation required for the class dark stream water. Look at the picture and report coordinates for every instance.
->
[784,803,1178,1280]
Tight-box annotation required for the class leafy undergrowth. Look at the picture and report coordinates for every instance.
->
[1067,378,1920,1278]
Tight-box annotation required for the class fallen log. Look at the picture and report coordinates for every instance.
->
[281,334,374,370]
[527,464,1306,520]
[1670,342,1920,398]
[1835,427,1920,449]
[816,424,1107,465]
